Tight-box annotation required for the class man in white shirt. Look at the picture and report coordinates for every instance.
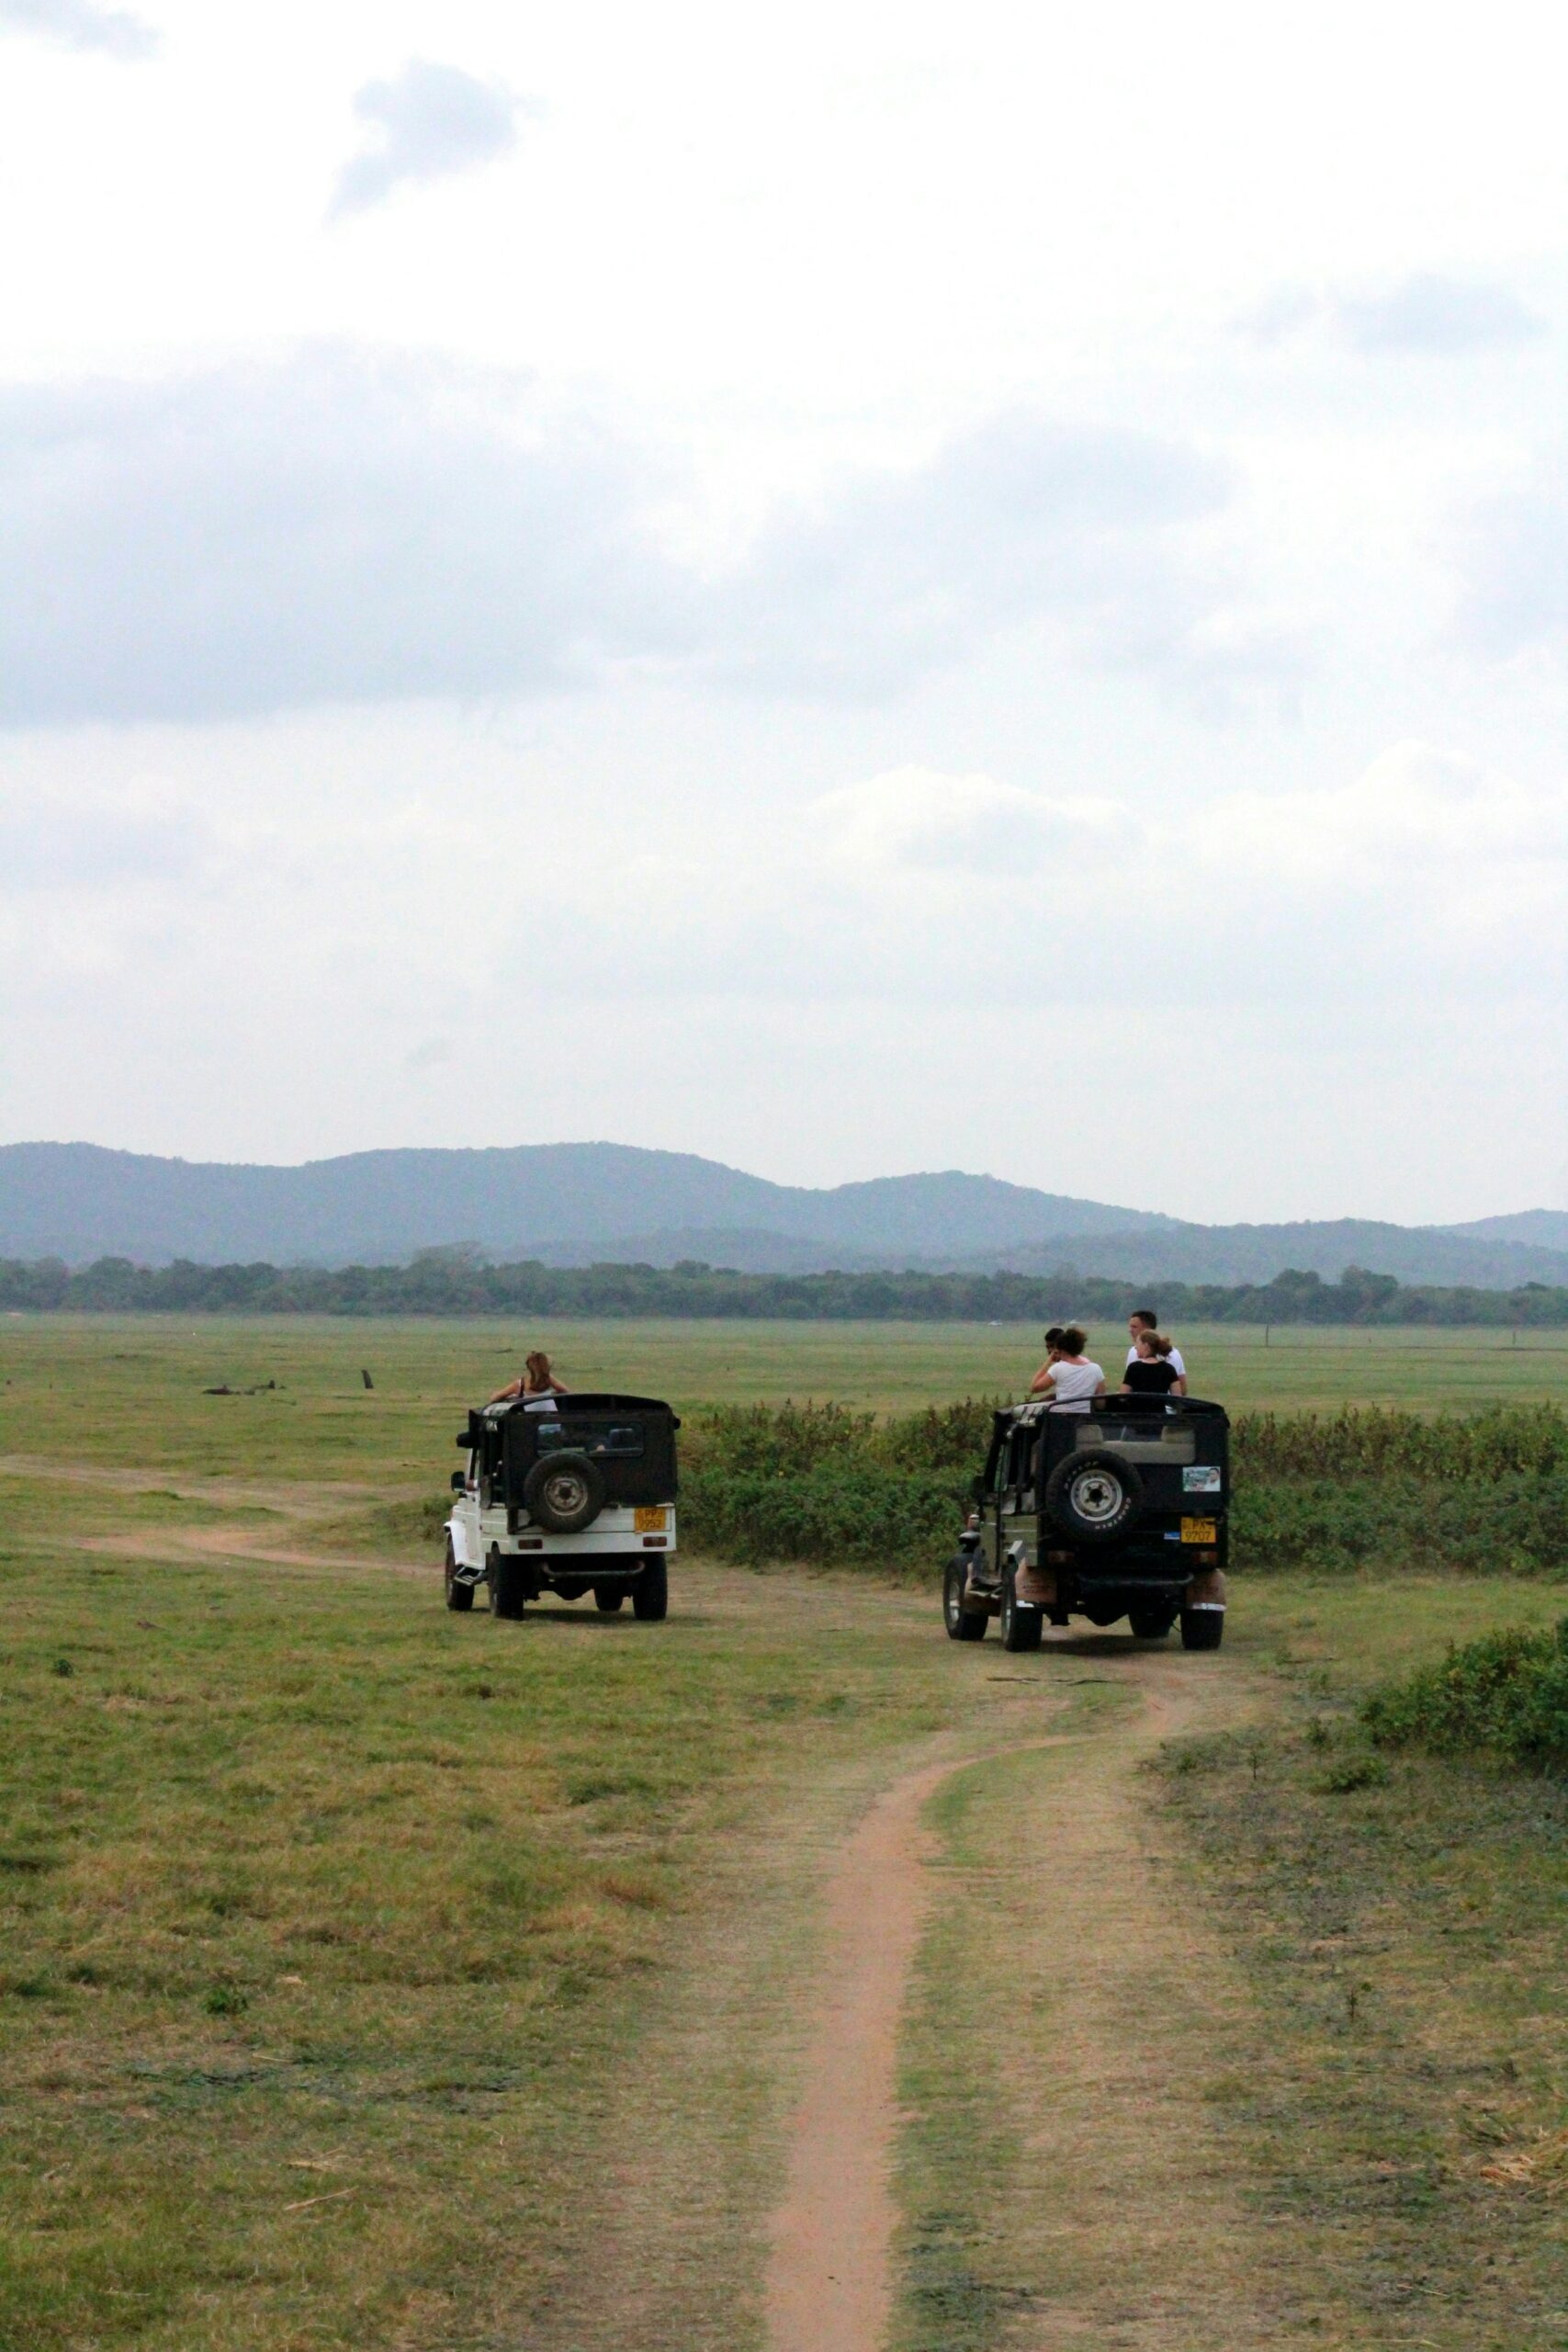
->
[1126,1309,1186,1394]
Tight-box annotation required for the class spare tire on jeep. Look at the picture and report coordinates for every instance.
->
[523,1453,606,1534]
[1044,1449,1144,1544]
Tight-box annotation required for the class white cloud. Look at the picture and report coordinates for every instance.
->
[331,59,526,218]
[713,412,1235,699]
[815,766,1117,875]
[0,779,209,888]
[0,0,154,56]
[1335,274,1546,355]
[1239,273,1547,356]
[0,358,1247,724]
[1456,451,1568,662]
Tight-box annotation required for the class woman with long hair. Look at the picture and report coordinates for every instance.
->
[489,1350,570,1405]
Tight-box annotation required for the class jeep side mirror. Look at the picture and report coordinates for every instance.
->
[968,1474,986,1503]
[456,1432,470,1447]
[450,1470,465,1492]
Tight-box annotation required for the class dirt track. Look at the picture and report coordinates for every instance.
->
[762,1746,953,2352]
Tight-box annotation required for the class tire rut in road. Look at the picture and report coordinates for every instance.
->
[762,1727,1082,2352]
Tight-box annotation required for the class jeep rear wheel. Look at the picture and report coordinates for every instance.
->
[1180,1606,1224,1651]
[632,1559,668,1621]
[943,1555,988,1642]
[489,1548,526,1621]
[999,1570,1043,1653]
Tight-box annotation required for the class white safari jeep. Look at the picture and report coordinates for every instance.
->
[445,1392,679,1622]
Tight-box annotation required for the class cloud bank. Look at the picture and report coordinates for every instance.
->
[1458,449,1568,662]
[0,350,687,723]
[1336,274,1546,356]
[0,353,1235,723]
[0,0,155,56]
[716,412,1231,698]
[1244,273,1545,356]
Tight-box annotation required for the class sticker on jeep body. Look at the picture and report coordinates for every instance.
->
[1183,1464,1222,1493]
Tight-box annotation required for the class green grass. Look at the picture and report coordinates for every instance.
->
[0,1503,987,2350]
[7,1318,1568,2345]
[1149,1580,1568,2347]
[6,1315,1568,1484]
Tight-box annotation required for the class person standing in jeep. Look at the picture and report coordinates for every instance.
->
[1126,1309,1186,1396]
[1028,1327,1106,1410]
[489,1351,570,1406]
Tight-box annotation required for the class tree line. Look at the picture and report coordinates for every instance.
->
[1,1251,1566,1325]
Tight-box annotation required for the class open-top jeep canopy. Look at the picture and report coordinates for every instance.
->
[467,1394,681,1513]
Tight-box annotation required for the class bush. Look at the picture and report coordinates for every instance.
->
[682,1396,1003,1480]
[680,1464,964,1570]
[1232,1472,1568,1576]
[1365,1618,1568,1771]
[671,1399,1568,1578]
[675,1397,1000,1569]
[1234,1404,1568,1484]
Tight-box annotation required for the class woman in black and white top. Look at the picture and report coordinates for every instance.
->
[1120,1329,1180,1396]
[1126,1310,1186,1395]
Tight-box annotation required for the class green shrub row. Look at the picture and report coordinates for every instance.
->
[683,1396,998,1479]
[679,1464,963,1568]
[682,1397,1568,1487]
[1235,1403,1568,1483]
[669,1400,1568,1575]
[677,1470,1568,1577]
[1231,1474,1568,1576]
[1365,1618,1568,1770]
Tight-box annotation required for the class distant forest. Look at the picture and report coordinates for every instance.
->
[3,1253,1568,1325]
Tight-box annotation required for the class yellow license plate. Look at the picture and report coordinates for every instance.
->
[1180,1518,1218,1544]
[634,1507,668,1532]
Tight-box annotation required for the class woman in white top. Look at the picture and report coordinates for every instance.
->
[488,1350,571,1406]
[1028,1325,1107,1412]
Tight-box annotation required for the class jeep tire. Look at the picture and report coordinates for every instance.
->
[1044,1450,1144,1544]
[489,1547,526,1621]
[632,1558,668,1621]
[1180,1606,1224,1651]
[523,1452,607,1535]
[943,1555,988,1642]
[999,1569,1043,1653]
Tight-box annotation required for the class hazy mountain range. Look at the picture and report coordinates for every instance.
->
[3,1141,1567,1291]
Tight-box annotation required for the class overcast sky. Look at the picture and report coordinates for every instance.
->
[1,0,1565,1224]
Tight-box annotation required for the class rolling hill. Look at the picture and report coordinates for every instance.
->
[1,1140,1564,1290]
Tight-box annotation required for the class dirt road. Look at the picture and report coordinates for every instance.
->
[506,1612,1273,2352]
[63,1486,1278,2348]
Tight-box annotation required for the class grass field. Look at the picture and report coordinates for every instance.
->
[6,1314,1568,1492]
[4,1317,1567,2347]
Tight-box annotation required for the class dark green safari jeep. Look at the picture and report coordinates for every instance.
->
[942,1396,1230,1653]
